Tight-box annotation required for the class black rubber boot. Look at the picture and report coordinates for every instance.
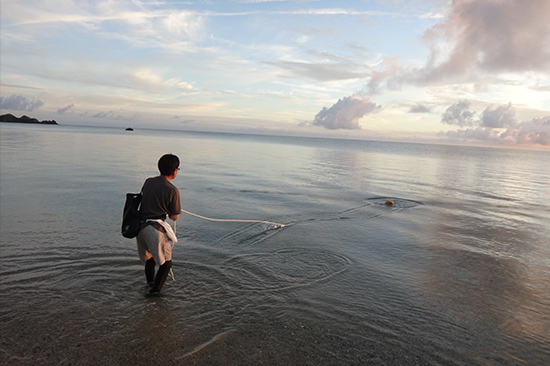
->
[145,258,156,286]
[150,260,172,294]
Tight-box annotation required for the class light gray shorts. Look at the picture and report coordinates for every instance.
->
[136,224,172,266]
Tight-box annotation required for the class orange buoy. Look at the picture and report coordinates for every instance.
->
[385,200,394,206]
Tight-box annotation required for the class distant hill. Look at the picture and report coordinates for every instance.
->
[0,114,58,125]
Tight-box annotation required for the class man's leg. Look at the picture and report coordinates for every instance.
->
[145,258,156,286]
[150,260,172,294]
[137,227,155,286]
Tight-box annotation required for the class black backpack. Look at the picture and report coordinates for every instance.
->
[121,193,142,238]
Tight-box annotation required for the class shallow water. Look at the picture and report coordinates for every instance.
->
[1,123,549,365]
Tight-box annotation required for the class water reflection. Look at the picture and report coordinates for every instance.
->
[2,125,549,365]
[419,204,550,347]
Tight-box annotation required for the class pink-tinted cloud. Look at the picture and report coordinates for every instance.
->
[443,127,502,142]
[312,96,380,130]
[365,56,402,94]
[365,0,550,89]
[441,101,550,146]
[422,0,550,82]
[501,116,550,146]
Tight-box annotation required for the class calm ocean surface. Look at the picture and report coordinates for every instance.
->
[1,123,549,365]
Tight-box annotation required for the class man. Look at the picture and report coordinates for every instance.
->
[137,154,181,295]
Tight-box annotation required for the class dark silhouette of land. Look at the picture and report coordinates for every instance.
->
[0,114,58,125]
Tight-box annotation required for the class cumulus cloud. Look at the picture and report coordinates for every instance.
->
[364,0,550,90]
[501,116,550,146]
[441,100,476,127]
[424,0,550,78]
[443,127,501,142]
[0,94,44,111]
[479,102,516,128]
[444,116,550,146]
[441,101,549,146]
[57,104,75,115]
[442,101,518,129]
[312,96,380,130]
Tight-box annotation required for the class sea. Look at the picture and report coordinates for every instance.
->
[1,123,549,366]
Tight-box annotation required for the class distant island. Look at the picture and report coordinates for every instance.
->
[0,114,58,125]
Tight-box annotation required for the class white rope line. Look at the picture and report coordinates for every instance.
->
[180,209,286,228]
[169,209,284,281]
[170,219,176,281]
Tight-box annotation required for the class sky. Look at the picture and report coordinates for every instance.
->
[1,0,549,149]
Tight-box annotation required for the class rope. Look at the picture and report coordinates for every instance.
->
[170,219,176,281]
[180,209,286,228]
[168,209,285,282]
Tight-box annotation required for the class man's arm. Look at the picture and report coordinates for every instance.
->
[169,214,179,221]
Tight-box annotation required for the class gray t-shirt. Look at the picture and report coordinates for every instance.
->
[139,176,181,220]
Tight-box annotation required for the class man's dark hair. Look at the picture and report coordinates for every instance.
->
[158,154,180,176]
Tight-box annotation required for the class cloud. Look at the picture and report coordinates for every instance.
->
[441,100,476,127]
[4,2,206,51]
[162,11,204,38]
[365,56,403,94]
[0,94,44,112]
[501,116,550,146]
[312,96,380,130]
[57,103,75,115]
[133,69,194,91]
[443,116,550,146]
[479,103,516,128]
[173,115,194,124]
[363,0,550,90]
[423,0,550,78]
[409,104,431,113]
[443,127,501,142]
[442,101,517,129]
[266,57,370,82]
[92,111,123,120]
[441,101,550,146]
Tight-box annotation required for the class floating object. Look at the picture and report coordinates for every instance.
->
[125,127,134,131]
[385,200,394,206]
